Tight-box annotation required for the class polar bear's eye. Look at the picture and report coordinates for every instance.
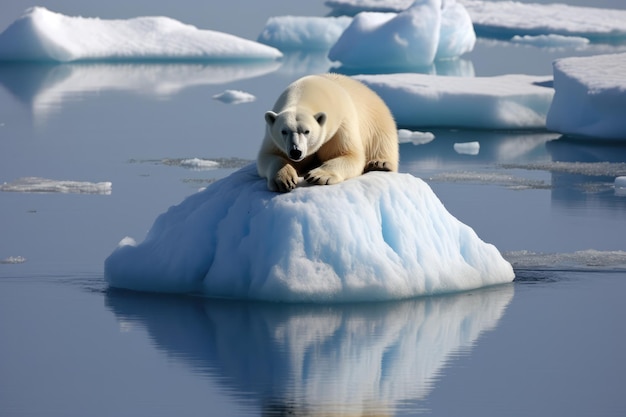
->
[281,129,287,136]
[304,130,310,135]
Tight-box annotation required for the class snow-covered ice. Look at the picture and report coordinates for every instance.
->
[325,0,626,43]
[547,53,626,140]
[356,73,554,129]
[258,16,352,50]
[105,164,514,302]
[454,141,480,155]
[328,0,475,69]
[0,7,282,62]
[0,177,112,194]
[212,90,256,104]
[463,0,626,42]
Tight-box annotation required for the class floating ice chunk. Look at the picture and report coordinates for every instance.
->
[258,16,352,50]
[117,237,137,248]
[510,34,590,49]
[616,176,626,197]
[179,158,220,170]
[398,129,435,145]
[546,53,626,140]
[462,0,626,42]
[328,0,475,70]
[105,164,514,302]
[454,141,480,155]
[0,7,282,62]
[0,256,27,264]
[212,90,256,104]
[0,177,112,194]
[356,73,554,129]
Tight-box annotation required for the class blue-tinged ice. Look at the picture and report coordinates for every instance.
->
[105,165,514,302]
[547,53,626,141]
[0,7,282,62]
[328,0,475,69]
[258,16,352,50]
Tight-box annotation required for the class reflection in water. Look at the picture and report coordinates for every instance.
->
[106,285,513,416]
[0,61,281,123]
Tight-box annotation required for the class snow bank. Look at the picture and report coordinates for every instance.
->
[546,53,626,140]
[328,0,475,70]
[0,7,282,62]
[356,73,554,129]
[105,164,514,302]
[0,177,112,194]
[258,16,352,50]
[463,0,626,42]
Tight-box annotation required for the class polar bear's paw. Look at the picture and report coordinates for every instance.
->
[365,160,392,173]
[304,167,342,186]
[272,164,299,192]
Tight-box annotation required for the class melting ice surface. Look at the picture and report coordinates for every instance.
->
[547,53,626,140]
[0,7,282,62]
[105,165,514,302]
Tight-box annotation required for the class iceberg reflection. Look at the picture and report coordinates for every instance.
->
[0,61,280,122]
[106,285,513,415]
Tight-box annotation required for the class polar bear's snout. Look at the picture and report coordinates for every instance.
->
[288,134,307,162]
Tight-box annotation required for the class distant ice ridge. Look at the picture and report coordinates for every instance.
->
[328,0,475,69]
[105,164,514,302]
[547,53,626,140]
[0,177,112,194]
[0,7,282,62]
[325,0,626,42]
[356,73,554,129]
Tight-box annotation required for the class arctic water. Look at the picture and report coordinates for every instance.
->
[1,0,626,416]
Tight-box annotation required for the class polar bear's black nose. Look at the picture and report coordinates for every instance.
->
[289,149,302,160]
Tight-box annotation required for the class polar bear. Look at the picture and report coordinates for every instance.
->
[257,73,398,192]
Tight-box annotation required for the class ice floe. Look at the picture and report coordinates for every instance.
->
[212,90,256,104]
[325,0,626,43]
[0,256,27,264]
[105,164,514,302]
[454,141,480,155]
[547,53,626,140]
[397,129,435,145]
[0,177,112,194]
[258,16,352,50]
[510,34,590,49]
[328,0,475,69]
[356,73,554,129]
[0,7,282,62]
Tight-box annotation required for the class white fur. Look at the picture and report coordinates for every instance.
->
[258,73,398,192]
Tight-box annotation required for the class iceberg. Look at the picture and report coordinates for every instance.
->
[328,0,475,70]
[0,7,282,62]
[356,73,554,129]
[105,164,514,302]
[546,53,626,140]
[257,16,352,50]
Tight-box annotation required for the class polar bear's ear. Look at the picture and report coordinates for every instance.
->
[265,111,278,126]
[314,112,327,127]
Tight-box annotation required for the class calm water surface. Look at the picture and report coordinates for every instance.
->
[1,0,625,416]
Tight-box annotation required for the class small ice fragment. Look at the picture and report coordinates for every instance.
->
[453,141,480,155]
[398,129,435,145]
[1,256,27,264]
[212,90,256,104]
[118,237,137,248]
[179,158,220,170]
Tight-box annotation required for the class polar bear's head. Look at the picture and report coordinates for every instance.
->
[265,110,327,162]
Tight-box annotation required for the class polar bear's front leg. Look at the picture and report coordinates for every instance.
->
[304,154,364,186]
[272,163,299,192]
